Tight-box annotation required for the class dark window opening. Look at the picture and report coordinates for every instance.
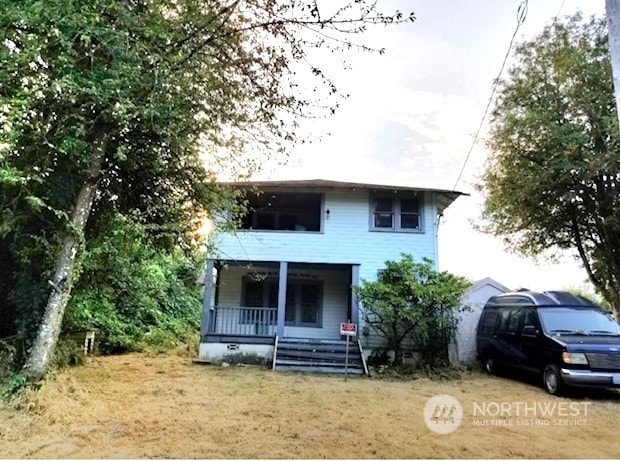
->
[373,198,394,228]
[371,193,422,231]
[240,280,278,324]
[240,278,322,327]
[240,192,322,232]
[480,310,499,336]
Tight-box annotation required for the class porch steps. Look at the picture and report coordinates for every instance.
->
[274,338,367,375]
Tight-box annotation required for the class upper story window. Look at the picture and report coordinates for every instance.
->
[240,192,322,232]
[370,192,423,232]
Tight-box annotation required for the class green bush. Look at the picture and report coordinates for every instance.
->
[51,338,85,368]
[1,373,27,399]
[0,337,19,379]
[63,215,202,353]
[354,254,470,367]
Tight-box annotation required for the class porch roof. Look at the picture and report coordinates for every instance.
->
[213,260,355,271]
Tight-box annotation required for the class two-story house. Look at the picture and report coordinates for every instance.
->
[198,179,465,374]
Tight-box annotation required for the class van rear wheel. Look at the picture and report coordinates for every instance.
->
[483,355,499,375]
[543,364,565,396]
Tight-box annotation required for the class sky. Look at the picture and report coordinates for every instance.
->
[251,0,607,293]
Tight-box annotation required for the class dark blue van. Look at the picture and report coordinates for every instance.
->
[476,290,620,395]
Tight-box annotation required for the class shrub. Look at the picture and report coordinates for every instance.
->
[63,215,202,353]
[354,254,469,367]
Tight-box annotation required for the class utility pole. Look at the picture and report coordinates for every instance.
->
[606,0,620,127]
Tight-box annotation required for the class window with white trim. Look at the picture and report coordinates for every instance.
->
[370,193,422,231]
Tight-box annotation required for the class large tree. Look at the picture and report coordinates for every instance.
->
[481,14,620,317]
[0,0,414,378]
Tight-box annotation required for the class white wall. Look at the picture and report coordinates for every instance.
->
[453,280,509,363]
[198,343,273,365]
[212,188,440,282]
[210,188,442,349]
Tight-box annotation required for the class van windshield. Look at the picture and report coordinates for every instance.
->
[539,308,620,336]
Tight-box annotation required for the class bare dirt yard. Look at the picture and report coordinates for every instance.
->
[1,352,619,458]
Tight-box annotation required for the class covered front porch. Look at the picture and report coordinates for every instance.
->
[198,259,361,365]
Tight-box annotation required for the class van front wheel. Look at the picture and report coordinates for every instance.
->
[543,364,565,395]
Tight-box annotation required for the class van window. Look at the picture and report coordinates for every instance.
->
[539,308,620,335]
[497,309,512,333]
[507,309,523,333]
[523,309,539,328]
[496,309,523,334]
[480,310,499,335]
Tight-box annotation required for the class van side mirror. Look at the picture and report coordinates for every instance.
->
[522,325,539,337]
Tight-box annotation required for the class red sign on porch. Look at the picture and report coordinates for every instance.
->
[340,322,357,336]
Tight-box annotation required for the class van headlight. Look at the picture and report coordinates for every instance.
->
[562,352,588,365]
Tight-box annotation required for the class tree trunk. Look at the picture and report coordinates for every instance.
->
[22,133,108,379]
[607,0,620,128]
[608,287,620,321]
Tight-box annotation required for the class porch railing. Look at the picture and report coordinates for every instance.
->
[208,306,277,336]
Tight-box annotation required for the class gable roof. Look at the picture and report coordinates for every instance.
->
[466,277,512,297]
[222,179,468,214]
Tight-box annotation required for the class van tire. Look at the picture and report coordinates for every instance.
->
[483,354,499,375]
[543,364,565,395]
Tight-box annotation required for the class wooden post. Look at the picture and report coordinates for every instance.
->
[345,334,350,382]
[607,0,620,128]
[277,261,288,338]
[350,265,360,328]
[344,318,351,382]
[200,259,215,339]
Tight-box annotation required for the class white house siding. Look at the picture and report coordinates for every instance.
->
[213,189,439,279]
[211,188,441,352]
[216,265,349,340]
[451,278,510,363]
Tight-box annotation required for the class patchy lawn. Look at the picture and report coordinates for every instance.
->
[0,352,619,458]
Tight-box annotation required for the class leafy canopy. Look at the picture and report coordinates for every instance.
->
[480,14,620,315]
[0,0,415,375]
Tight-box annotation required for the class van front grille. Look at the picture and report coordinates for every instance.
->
[586,353,620,370]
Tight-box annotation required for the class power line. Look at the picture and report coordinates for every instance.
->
[452,0,528,192]
[554,0,566,23]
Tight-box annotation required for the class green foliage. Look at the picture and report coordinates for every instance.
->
[1,374,27,399]
[481,14,620,316]
[50,338,85,369]
[354,254,469,367]
[64,215,202,353]
[0,0,413,371]
[0,337,19,379]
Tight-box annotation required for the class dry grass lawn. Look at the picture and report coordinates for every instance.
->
[1,352,619,458]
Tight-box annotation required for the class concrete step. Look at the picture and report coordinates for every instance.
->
[276,365,365,375]
[276,358,364,367]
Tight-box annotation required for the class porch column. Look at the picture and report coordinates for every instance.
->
[350,264,360,328]
[200,259,215,339]
[277,261,288,338]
